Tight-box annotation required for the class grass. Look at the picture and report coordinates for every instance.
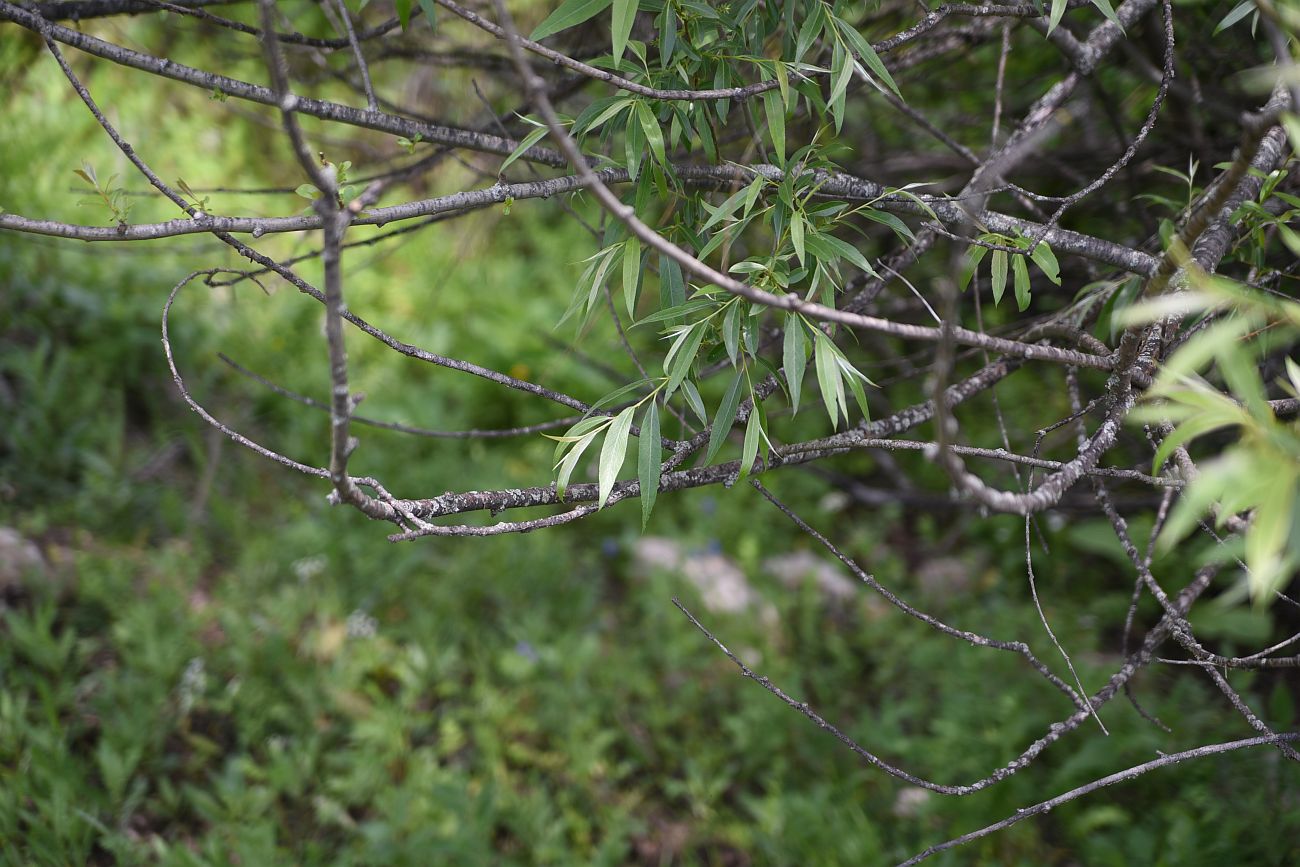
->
[2,17,1298,866]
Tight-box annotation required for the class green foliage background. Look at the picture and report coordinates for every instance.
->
[0,4,1297,865]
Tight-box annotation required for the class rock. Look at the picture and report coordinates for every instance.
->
[892,786,931,818]
[762,550,858,601]
[632,536,763,614]
[0,526,47,596]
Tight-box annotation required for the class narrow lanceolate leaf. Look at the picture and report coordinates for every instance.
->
[990,249,1008,306]
[681,379,707,425]
[738,411,762,482]
[638,399,661,528]
[722,301,741,363]
[598,406,635,508]
[1048,0,1068,35]
[783,313,807,414]
[700,185,751,233]
[1151,414,1235,476]
[532,0,612,40]
[660,255,686,310]
[622,236,641,317]
[659,4,677,66]
[790,209,806,266]
[548,415,610,463]
[959,245,988,292]
[763,88,786,165]
[840,359,872,422]
[794,2,824,62]
[416,0,437,30]
[611,0,637,63]
[1246,468,1297,600]
[828,41,851,132]
[395,0,412,29]
[499,124,550,176]
[705,370,745,465]
[663,322,705,398]
[556,430,600,500]
[1214,0,1254,34]
[806,231,877,277]
[1012,254,1032,311]
[1029,240,1061,285]
[1089,0,1122,28]
[814,331,845,428]
[636,102,665,166]
[833,17,901,97]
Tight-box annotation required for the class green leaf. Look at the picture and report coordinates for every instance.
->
[663,322,705,398]
[833,16,900,98]
[722,301,741,363]
[1151,413,1236,476]
[700,185,751,233]
[395,0,411,29]
[763,88,786,165]
[1028,240,1061,285]
[1246,469,1297,600]
[1214,0,1254,34]
[659,4,677,66]
[556,430,600,500]
[598,406,635,508]
[574,96,633,136]
[859,208,914,242]
[695,110,718,161]
[813,330,845,427]
[783,313,807,414]
[622,236,642,317]
[1089,0,1122,28]
[660,255,686,310]
[585,378,654,416]
[837,351,874,407]
[790,209,806,265]
[794,2,825,62]
[959,245,988,292]
[1285,355,1300,397]
[1279,224,1300,258]
[681,379,707,424]
[637,102,665,166]
[844,363,870,421]
[611,0,637,62]
[295,184,320,201]
[499,124,550,176]
[738,410,761,481]
[828,41,851,132]
[805,232,875,276]
[532,0,612,40]
[1048,0,1067,35]
[417,0,437,31]
[1158,453,1240,548]
[1012,254,1031,311]
[636,297,717,327]
[990,249,1008,306]
[774,61,790,110]
[705,370,745,465]
[638,400,662,527]
[624,111,645,181]
[546,414,612,450]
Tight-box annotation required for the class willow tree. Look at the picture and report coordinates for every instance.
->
[2,0,1298,859]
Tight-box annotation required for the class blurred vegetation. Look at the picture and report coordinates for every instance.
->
[1,4,1298,866]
